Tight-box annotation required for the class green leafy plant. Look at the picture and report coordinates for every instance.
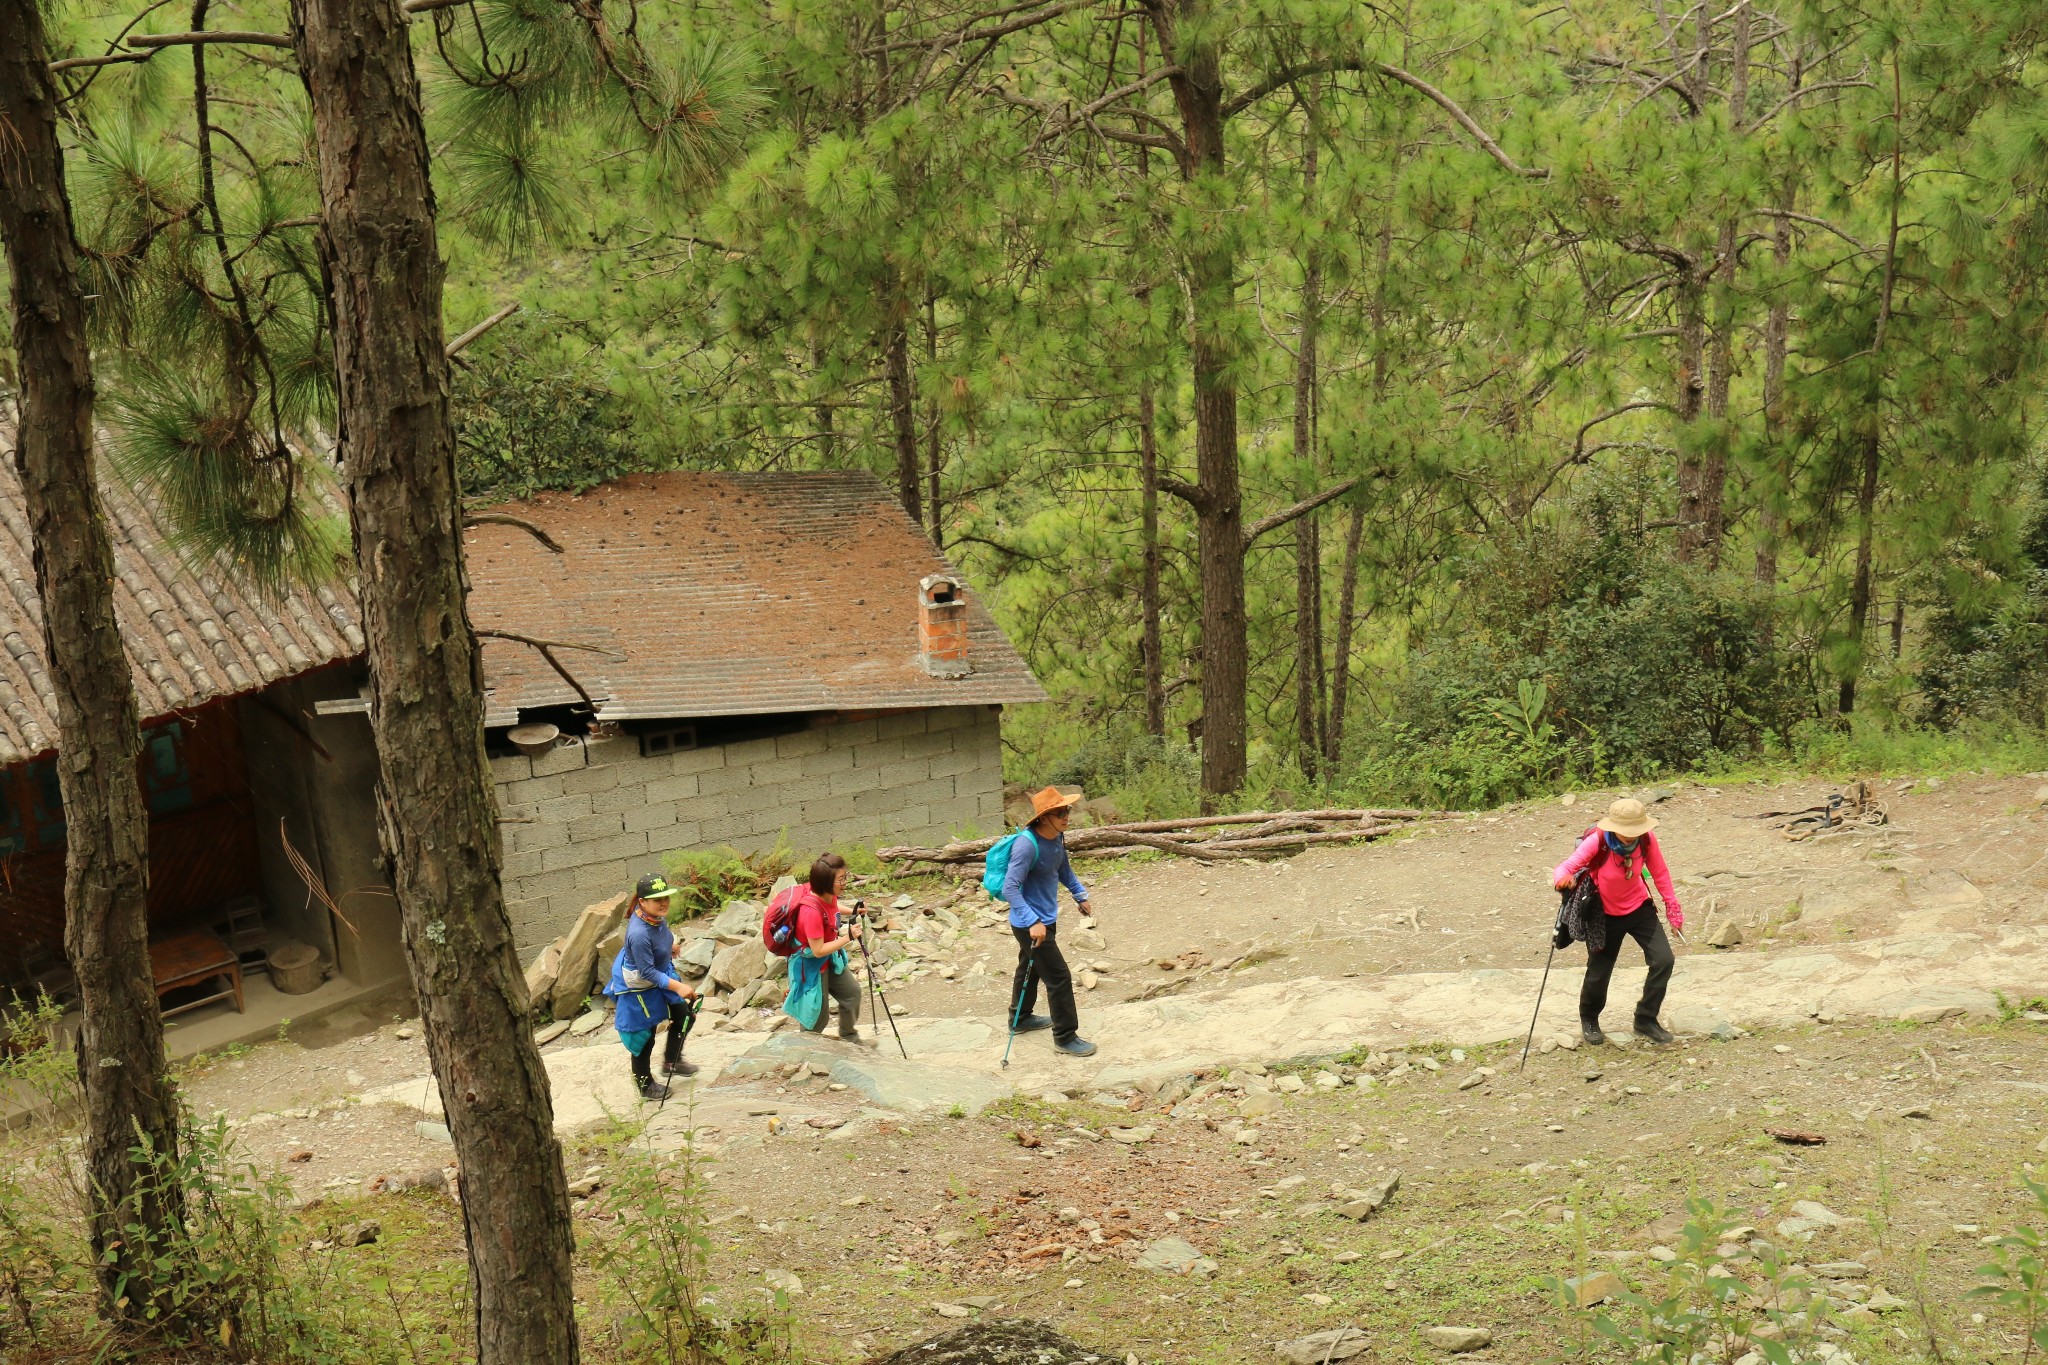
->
[1553,1196,1824,1365]
[1970,1174,2048,1365]
[586,1129,795,1363]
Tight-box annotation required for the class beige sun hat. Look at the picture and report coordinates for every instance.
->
[1595,797,1657,838]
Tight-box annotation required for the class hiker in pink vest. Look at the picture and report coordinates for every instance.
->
[1552,797,1684,1046]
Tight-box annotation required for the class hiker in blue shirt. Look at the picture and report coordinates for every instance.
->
[1002,785,1097,1057]
[605,872,700,1100]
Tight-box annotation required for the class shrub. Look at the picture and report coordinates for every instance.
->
[585,1127,795,1363]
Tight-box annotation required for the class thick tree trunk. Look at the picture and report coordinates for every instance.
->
[1154,0,1247,799]
[1699,216,1738,566]
[1754,182,1793,610]
[1839,428,1881,715]
[288,3,581,1362]
[1694,8,1750,570]
[1139,391,1166,738]
[1292,125,1322,782]
[0,2,184,1322]
[924,287,942,541]
[1325,501,1366,771]
[1672,277,1710,561]
[885,313,923,529]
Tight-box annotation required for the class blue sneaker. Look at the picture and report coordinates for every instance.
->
[1053,1036,1097,1058]
[1013,1014,1054,1034]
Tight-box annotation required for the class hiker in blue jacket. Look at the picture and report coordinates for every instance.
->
[606,872,700,1099]
[1002,785,1097,1057]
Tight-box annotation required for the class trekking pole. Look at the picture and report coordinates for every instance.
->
[1002,960,1035,1069]
[1520,894,1569,1073]
[655,996,698,1116]
[1518,940,1558,1073]
[851,919,908,1059]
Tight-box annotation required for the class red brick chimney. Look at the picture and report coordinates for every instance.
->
[918,573,971,677]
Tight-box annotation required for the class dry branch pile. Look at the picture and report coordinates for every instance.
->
[877,808,1450,872]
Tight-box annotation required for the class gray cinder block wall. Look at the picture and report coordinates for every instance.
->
[492,705,1006,956]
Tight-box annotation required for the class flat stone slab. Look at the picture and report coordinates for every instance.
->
[360,1029,760,1134]
[722,1033,1009,1116]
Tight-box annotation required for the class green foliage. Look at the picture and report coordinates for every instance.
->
[1556,1196,1824,1365]
[452,323,648,500]
[659,846,801,922]
[1971,1174,2048,1364]
[585,1130,795,1363]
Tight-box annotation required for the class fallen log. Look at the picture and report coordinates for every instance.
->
[874,808,1437,864]
[884,814,1453,867]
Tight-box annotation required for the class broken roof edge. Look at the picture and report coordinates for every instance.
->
[481,685,1049,731]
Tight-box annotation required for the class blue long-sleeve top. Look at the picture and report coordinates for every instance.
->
[605,912,680,996]
[1002,829,1088,928]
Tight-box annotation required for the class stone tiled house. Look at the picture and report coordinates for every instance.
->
[466,471,1045,955]
[3,453,1040,1007]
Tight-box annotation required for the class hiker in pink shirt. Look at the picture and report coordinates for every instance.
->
[1551,797,1684,1046]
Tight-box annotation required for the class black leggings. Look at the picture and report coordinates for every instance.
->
[1579,901,1674,1026]
[628,998,697,1082]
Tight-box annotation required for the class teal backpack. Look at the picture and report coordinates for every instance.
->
[982,829,1031,899]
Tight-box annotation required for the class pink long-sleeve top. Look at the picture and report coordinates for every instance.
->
[1552,831,1682,918]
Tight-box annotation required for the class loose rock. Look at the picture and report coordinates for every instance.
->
[1275,1327,1369,1363]
[1424,1326,1493,1353]
[1565,1271,1624,1306]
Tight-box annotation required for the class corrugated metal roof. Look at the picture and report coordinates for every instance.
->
[0,434,365,768]
[464,471,1046,725]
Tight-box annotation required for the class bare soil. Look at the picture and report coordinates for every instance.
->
[125,773,2048,1363]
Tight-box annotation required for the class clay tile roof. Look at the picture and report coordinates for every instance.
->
[464,470,1045,725]
[0,433,365,768]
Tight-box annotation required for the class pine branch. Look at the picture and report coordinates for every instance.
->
[464,511,562,553]
[1221,58,1547,178]
[125,30,294,49]
[474,630,620,711]
[1241,478,1361,553]
[445,301,522,358]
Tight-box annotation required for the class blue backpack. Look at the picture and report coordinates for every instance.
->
[982,829,1031,899]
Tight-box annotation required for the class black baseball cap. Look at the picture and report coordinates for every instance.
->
[635,873,682,900]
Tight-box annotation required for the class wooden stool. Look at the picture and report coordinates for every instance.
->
[149,931,244,1019]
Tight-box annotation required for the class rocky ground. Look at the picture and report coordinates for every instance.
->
[74,773,2048,1361]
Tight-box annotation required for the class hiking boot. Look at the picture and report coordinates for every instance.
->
[638,1079,671,1101]
[1581,1018,1607,1047]
[1053,1035,1098,1058]
[836,1028,869,1047]
[1013,1013,1054,1034]
[662,1055,699,1078]
[1635,1018,1676,1046]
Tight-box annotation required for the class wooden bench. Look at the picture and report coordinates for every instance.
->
[149,930,244,1020]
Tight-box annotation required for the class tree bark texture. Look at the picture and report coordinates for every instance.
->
[0,0,186,1321]
[1139,391,1166,738]
[1839,428,1881,715]
[287,2,582,1361]
[1153,0,1248,799]
[1672,276,1710,561]
[1292,122,1323,781]
[885,312,923,530]
[1754,167,1795,602]
[1325,502,1367,770]
[924,286,942,542]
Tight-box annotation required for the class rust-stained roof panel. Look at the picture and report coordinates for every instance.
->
[465,471,1045,725]
[0,431,365,768]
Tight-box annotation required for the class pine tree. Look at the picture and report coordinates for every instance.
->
[0,0,185,1325]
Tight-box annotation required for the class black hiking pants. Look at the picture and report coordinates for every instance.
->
[1579,901,1674,1028]
[1010,922,1080,1042]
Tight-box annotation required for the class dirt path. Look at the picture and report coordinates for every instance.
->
[161,773,2048,1207]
